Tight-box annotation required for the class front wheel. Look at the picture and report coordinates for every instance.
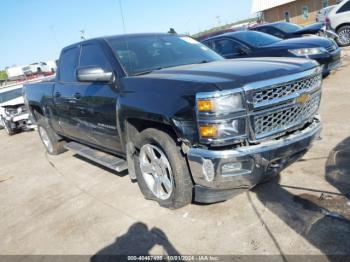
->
[1,117,15,136]
[134,128,193,209]
[336,25,350,47]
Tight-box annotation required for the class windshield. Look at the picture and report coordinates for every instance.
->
[106,35,223,75]
[232,31,281,48]
[272,22,302,33]
[0,87,23,103]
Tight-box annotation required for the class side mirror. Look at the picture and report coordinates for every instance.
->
[77,66,113,82]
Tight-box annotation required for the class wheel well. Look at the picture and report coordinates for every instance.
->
[336,23,350,32]
[126,118,179,148]
[30,105,44,120]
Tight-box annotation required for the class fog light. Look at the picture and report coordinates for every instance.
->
[202,159,215,182]
[221,160,253,177]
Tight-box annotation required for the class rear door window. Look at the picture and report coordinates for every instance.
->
[59,47,79,82]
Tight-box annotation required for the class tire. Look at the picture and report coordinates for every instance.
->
[1,116,15,136]
[134,128,193,209]
[336,25,350,47]
[0,116,4,130]
[37,117,66,155]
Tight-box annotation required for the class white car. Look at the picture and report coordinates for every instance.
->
[317,5,336,23]
[22,62,53,77]
[0,85,31,135]
[326,0,350,46]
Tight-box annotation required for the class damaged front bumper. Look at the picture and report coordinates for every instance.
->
[4,113,31,129]
[187,119,322,203]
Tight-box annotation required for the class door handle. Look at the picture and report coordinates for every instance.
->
[54,92,61,98]
[72,93,81,100]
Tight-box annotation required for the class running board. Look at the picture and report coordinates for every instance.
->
[64,142,128,172]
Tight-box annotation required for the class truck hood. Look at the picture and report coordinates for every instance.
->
[0,96,24,107]
[136,58,319,90]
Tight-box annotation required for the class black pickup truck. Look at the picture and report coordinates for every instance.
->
[24,33,323,209]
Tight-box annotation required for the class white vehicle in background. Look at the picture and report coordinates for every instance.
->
[6,66,25,81]
[317,5,336,23]
[45,60,57,73]
[0,76,54,135]
[326,0,350,46]
[0,85,31,135]
[22,62,54,77]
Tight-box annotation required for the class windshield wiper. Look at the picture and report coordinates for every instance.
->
[132,67,163,76]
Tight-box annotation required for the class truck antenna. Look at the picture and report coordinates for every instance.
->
[118,0,127,34]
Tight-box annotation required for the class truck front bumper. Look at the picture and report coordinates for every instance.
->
[187,119,322,203]
[5,113,30,129]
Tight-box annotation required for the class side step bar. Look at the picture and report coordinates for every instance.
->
[64,142,128,172]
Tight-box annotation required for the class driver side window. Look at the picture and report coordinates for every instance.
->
[260,27,285,38]
[79,43,111,70]
[213,39,242,57]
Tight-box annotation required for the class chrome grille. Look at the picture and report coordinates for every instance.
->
[253,74,322,106]
[254,94,320,138]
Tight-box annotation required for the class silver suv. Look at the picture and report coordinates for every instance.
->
[327,0,350,46]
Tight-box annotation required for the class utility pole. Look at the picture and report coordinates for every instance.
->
[80,30,86,40]
[216,15,222,26]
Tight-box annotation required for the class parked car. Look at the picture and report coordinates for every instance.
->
[250,22,336,41]
[202,31,341,76]
[326,0,350,46]
[24,33,323,209]
[0,85,31,135]
[317,5,336,23]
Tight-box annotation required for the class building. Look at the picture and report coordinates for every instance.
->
[252,0,338,25]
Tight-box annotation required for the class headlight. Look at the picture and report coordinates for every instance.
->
[289,47,327,57]
[197,92,244,115]
[5,108,18,116]
[199,118,246,139]
[196,90,247,144]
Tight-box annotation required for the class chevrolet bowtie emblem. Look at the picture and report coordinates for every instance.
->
[296,94,311,104]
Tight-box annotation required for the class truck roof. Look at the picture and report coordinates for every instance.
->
[62,33,180,50]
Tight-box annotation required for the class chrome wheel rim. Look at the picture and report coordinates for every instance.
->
[338,29,350,46]
[39,126,53,153]
[139,144,174,200]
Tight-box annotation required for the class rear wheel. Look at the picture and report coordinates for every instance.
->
[134,128,193,209]
[37,117,66,155]
[336,25,350,47]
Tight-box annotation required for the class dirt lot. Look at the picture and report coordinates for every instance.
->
[1,52,350,259]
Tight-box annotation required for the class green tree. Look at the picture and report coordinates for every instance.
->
[0,70,8,80]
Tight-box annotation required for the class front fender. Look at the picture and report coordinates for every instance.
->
[117,89,199,149]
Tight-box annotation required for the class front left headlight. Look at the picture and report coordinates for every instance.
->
[197,92,244,115]
[196,90,247,144]
[289,47,327,57]
[5,108,18,116]
[199,118,246,139]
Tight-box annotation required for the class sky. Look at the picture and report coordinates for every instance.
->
[0,0,253,69]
